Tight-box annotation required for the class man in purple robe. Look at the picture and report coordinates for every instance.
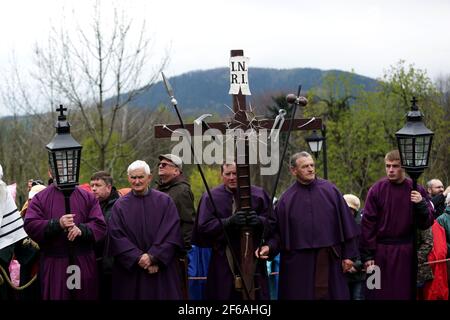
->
[192,162,271,300]
[108,160,183,300]
[258,152,360,300]
[23,181,107,300]
[360,150,434,300]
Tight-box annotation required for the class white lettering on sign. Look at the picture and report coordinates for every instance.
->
[229,56,251,95]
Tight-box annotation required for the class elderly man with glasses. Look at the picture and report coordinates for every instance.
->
[156,154,195,299]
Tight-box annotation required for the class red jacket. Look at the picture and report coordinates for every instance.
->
[423,221,448,300]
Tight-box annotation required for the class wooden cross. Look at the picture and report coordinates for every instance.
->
[155,49,322,193]
[155,51,321,137]
[154,49,322,300]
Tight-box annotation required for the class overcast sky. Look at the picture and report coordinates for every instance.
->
[1,0,450,116]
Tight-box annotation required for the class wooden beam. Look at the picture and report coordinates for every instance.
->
[154,118,322,138]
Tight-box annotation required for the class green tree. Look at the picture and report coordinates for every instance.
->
[380,60,448,184]
[79,131,134,187]
[434,75,450,184]
[303,61,449,200]
[6,1,168,173]
[263,93,309,194]
[303,71,378,197]
[310,71,364,121]
[324,91,390,200]
[189,165,222,208]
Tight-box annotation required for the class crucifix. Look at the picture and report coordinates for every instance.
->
[154,49,322,300]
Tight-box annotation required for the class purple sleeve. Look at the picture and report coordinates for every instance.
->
[257,188,271,228]
[82,196,107,242]
[336,189,360,240]
[360,186,378,260]
[266,198,282,258]
[196,194,227,243]
[108,204,142,270]
[342,236,359,260]
[335,191,360,259]
[147,197,183,267]
[23,197,51,243]
[417,185,434,230]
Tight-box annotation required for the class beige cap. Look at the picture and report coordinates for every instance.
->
[159,154,183,171]
[29,184,46,199]
[343,194,361,211]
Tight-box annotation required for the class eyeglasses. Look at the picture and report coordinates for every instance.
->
[158,162,176,168]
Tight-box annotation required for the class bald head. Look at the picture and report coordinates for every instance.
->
[427,179,444,197]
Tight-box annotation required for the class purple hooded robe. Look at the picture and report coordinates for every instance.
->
[267,178,360,300]
[360,177,434,300]
[108,189,183,300]
[24,184,106,300]
[192,184,271,300]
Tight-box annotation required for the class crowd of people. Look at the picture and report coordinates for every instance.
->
[0,149,449,300]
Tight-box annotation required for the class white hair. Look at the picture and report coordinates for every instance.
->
[290,151,312,168]
[127,160,151,175]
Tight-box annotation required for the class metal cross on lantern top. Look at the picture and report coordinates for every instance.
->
[154,50,322,300]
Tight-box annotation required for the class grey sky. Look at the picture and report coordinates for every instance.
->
[1,0,449,116]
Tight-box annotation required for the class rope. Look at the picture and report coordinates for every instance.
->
[187,272,279,280]
[0,264,37,290]
[421,258,450,266]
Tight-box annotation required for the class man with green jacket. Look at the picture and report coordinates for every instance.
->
[156,154,195,299]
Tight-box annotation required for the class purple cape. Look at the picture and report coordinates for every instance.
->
[268,179,360,300]
[108,189,183,300]
[192,184,271,300]
[361,177,433,300]
[24,184,106,300]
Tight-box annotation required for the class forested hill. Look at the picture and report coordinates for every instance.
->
[114,67,380,115]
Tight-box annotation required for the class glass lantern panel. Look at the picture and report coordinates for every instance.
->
[399,138,414,166]
[414,136,430,166]
[55,151,68,184]
[317,140,323,152]
[308,140,323,153]
[55,150,78,184]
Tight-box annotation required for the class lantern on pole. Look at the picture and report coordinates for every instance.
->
[395,96,434,301]
[305,125,328,179]
[395,97,434,189]
[45,105,81,299]
[46,105,82,192]
[305,130,323,158]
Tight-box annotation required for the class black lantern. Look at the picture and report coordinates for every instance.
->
[305,126,328,179]
[46,105,82,192]
[395,97,434,188]
[305,130,323,158]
